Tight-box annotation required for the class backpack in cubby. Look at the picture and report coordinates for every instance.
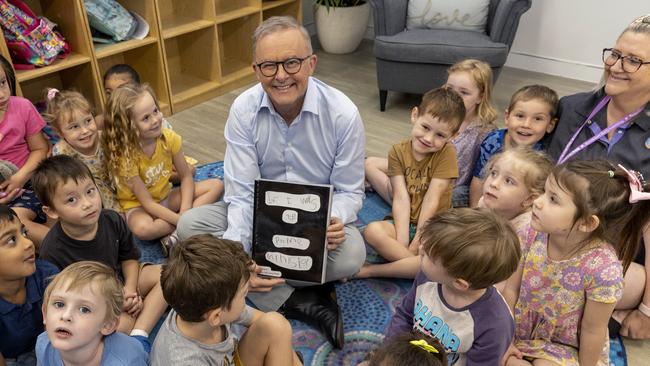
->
[0,0,70,68]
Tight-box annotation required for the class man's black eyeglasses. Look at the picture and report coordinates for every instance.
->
[255,55,312,77]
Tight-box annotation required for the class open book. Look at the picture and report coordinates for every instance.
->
[252,179,333,284]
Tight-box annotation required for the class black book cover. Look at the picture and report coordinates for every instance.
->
[252,179,333,284]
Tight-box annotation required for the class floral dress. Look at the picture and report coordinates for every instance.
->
[514,232,623,365]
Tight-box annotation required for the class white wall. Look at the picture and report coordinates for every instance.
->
[506,0,649,82]
[302,1,649,83]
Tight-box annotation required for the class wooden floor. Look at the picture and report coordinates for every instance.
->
[169,40,649,365]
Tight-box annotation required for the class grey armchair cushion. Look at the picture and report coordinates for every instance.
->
[375,29,508,66]
[370,0,531,110]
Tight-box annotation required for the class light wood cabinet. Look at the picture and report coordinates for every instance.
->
[0,0,302,115]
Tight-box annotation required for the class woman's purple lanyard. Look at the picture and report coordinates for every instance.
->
[557,95,644,164]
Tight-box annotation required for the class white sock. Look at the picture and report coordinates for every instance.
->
[130,329,149,338]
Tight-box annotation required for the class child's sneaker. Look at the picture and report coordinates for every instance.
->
[160,231,178,257]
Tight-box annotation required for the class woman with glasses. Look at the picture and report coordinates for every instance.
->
[548,14,650,341]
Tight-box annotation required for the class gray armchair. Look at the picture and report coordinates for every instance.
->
[371,0,531,110]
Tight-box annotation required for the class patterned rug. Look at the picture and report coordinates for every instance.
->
[137,161,627,366]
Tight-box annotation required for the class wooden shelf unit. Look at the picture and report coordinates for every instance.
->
[0,0,302,115]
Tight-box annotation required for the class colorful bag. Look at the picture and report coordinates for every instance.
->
[0,0,70,68]
[84,0,137,42]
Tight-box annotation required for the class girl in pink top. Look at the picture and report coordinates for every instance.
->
[0,56,49,246]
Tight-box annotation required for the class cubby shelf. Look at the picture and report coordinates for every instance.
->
[16,54,92,82]
[94,37,158,59]
[215,6,260,25]
[262,0,297,11]
[0,0,302,115]
[161,18,215,40]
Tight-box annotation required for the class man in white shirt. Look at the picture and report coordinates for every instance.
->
[177,16,366,349]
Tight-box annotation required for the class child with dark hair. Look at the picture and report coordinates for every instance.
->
[502,160,650,365]
[152,234,301,365]
[368,330,447,366]
[32,155,168,353]
[386,208,521,365]
[103,64,140,98]
[0,205,58,366]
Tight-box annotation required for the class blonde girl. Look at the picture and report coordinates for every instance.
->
[44,89,121,212]
[480,147,553,235]
[102,83,222,249]
[445,59,498,207]
[502,160,650,366]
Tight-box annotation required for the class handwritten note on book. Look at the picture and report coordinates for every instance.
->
[265,191,321,212]
[265,252,313,271]
[272,235,310,250]
[282,209,298,224]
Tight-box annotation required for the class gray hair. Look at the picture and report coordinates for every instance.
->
[622,14,650,36]
[252,16,312,59]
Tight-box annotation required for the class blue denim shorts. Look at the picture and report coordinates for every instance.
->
[9,182,47,223]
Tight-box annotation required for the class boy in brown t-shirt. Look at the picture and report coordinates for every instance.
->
[359,88,465,279]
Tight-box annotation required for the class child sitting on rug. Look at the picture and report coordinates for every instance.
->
[0,205,58,366]
[501,160,648,366]
[468,85,559,206]
[99,64,171,131]
[386,208,521,365]
[479,147,553,243]
[443,59,498,207]
[102,83,221,250]
[33,155,168,352]
[361,88,465,279]
[151,234,302,366]
[478,148,553,291]
[37,261,148,365]
[44,89,121,212]
[367,330,447,366]
[100,64,195,182]
[0,55,50,246]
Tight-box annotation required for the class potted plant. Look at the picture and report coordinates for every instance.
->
[314,0,370,54]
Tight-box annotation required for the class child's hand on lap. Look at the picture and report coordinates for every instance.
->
[0,174,26,203]
[123,288,143,317]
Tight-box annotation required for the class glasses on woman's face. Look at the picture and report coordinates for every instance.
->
[255,55,312,77]
[602,48,650,73]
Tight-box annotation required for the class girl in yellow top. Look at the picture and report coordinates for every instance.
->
[102,83,222,250]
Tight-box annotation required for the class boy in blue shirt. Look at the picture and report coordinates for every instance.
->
[0,205,58,366]
[37,261,147,365]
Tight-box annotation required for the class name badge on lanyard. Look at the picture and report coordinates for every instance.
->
[557,96,644,164]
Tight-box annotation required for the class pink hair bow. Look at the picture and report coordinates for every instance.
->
[618,164,650,203]
[47,88,59,101]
